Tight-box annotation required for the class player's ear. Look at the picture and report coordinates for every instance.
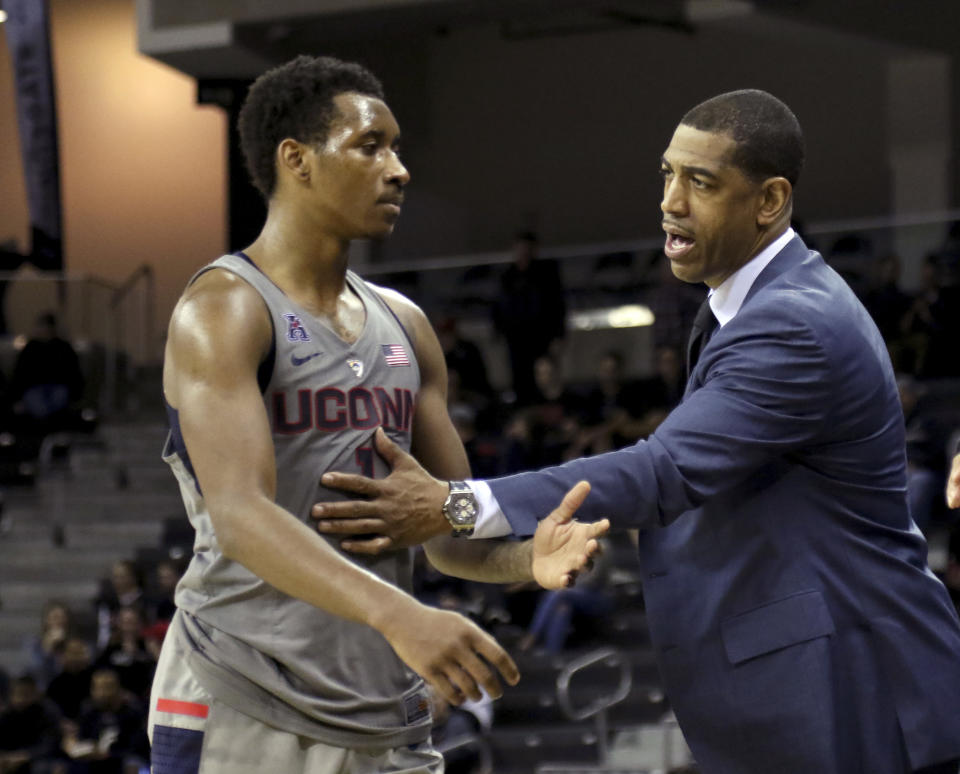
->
[277,139,311,184]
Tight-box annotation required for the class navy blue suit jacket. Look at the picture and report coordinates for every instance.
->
[489,237,960,773]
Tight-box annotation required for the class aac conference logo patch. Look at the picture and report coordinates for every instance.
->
[284,313,310,342]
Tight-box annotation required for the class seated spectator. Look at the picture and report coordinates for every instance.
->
[430,686,493,774]
[21,600,73,690]
[861,253,912,370]
[640,344,685,413]
[93,562,143,651]
[517,537,615,654]
[647,253,703,354]
[492,232,567,406]
[46,638,94,721]
[145,560,179,624]
[898,375,949,533]
[9,312,86,443]
[570,347,683,457]
[568,351,649,457]
[93,608,155,703]
[901,254,960,378]
[437,316,493,403]
[517,355,584,467]
[0,674,62,774]
[62,668,149,774]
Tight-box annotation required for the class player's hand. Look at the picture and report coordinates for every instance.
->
[312,428,449,553]
[378,600,520,706]
[947,453,960,509]
[532,481,610,589]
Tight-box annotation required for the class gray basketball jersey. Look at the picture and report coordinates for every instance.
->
[162,253,430,749]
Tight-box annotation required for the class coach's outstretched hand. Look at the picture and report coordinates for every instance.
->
[313,428,449,553]
[377,598,520,706]
[532,481,610,589]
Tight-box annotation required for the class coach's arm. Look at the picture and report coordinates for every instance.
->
[315,286,607,589]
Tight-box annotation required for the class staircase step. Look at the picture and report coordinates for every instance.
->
[0,547,120,582]
[491,725,602,770]
[0,580,100,611]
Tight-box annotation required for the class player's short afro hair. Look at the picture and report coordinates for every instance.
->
[237,55,385,199]
[681,89,804,187]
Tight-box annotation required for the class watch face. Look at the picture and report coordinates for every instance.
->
[450,495,477,525]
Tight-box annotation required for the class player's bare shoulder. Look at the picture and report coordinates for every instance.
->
[164,267,273,401]
[169,269,272,346]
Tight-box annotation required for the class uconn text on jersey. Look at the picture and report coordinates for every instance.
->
[272,386,416,434]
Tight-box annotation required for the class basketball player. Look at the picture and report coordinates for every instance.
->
[149,55,607,774]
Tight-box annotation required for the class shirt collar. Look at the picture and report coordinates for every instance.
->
[709,227,795,327]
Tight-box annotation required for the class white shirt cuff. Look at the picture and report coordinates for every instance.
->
[466,480,512,538]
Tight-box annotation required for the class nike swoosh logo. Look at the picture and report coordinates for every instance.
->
[291,352,323,367]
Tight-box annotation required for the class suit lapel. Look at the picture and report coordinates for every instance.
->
[682,235,812,400]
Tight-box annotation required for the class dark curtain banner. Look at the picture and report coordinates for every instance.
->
[4,0,63,273]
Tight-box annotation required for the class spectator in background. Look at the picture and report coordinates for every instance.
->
[567,351,645,457]
[21,601,72,690]
[93,562,143,651]
[46,638,94,721]
[518,537,615,654]
[436,317,493,402]
[144,560,179,626]
[492,232,566,405]
[571,347,684,458]
[861,253,912,371]
[826,232,874,297]
[430,687,493,774]
[0,674,62,774]
[641,344,685,413]
[898,375,949,533]
[523,355,584,467]
[448,403,501,480]
[646,251,702,355]
[901,254,960,378]
[10,312,85,442]
[62,668,148,774]
[93,608,155,703]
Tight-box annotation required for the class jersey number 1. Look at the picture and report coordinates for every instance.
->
[355,446,375,478]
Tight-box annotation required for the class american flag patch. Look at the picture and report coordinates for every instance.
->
[382,344,410,367]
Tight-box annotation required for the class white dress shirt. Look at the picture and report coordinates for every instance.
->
[468,228,796,539]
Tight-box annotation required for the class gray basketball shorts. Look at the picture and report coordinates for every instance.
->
[148,624,444,774]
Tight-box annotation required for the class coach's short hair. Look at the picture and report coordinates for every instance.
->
[237,55,385,199]
[681,89,804,187]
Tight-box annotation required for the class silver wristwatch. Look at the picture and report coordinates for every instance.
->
[442,481,477,537]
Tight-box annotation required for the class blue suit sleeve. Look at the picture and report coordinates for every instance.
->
[488,309,834,535]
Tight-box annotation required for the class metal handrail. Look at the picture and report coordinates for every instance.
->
[0,264,158,415]
[556,647,632,722]
[555,647,633,765]
[107,263,157,411]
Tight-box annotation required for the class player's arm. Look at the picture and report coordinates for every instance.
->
[164,270,518,703]
[362,288,607,589]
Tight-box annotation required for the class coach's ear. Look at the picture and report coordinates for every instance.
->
[757,176,791,227]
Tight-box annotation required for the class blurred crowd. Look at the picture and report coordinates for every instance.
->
[0,558,178,773]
